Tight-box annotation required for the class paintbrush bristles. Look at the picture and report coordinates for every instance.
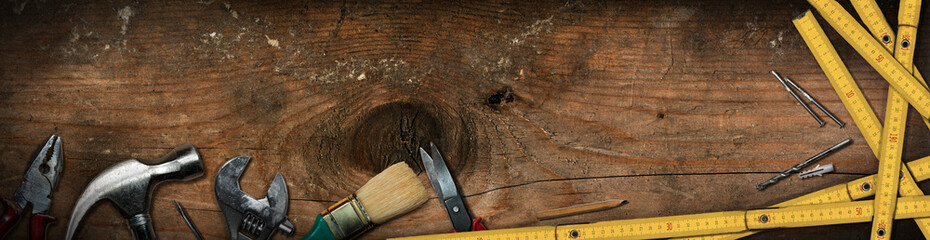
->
[357,162,428,224]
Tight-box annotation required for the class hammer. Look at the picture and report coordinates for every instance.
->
[67,144,204,240]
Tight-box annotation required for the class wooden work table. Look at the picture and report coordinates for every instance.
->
[1,0,929,239]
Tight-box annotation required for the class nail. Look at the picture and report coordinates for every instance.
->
[771,70,825,127]
[783,77,845,127]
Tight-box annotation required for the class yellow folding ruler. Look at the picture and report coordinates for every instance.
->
[689,2,928,239]
[677,159,930,240]
[804,0,925,238]
[391,1,930,239]
[392,195,930,240]
[858,0,923,238]
[805,0,930,120]
[850,0,929,91]
[391,157,930,240]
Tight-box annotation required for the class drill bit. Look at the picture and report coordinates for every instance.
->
[756,139,851,190]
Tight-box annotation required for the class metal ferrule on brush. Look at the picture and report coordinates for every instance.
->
[321,194,374,240]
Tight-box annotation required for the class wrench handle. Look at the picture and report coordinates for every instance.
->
[0,198,23,238]
[128,213,156,240]
[28,213,55,240]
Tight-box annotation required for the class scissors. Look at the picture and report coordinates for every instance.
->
[419,142,485,232]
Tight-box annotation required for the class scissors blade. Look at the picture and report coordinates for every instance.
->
[14,135,62,213]
[421,142,473,232]
[419,147,445,200]
[425,142,460,201]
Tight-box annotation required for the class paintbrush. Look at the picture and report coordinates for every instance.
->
[302,162,429,240]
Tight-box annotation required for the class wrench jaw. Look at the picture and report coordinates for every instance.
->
[267,173,295,235]
[215,156,294,240]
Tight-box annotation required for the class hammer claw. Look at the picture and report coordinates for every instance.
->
[67,144,203,240]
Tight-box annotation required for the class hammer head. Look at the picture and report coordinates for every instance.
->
[67,144,204,240]
[215,156,294,240]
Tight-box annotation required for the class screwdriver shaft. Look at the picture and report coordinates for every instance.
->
[174,200,204,240]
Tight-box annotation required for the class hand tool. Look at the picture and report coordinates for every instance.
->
[782,77,845,127]
[394,195,930,240]
[867,0,922,237]
[850,0,929,91]
[798,164,834,179]
[67,144,204,240]
[807,0,930,119]
[0,135,62,240]
[301,162,427,240]
[395,155,930,240]
[173,200,203,240]
[849,0,895,49]
[215,156,295,240]
[420,142,486,232]
[801,0,925,237]
[794,9,883,156]
[535,199,626,220]
[848,0,930,237]
[690,9,928,239]
[756,138,851,190]
[771,70,826,127]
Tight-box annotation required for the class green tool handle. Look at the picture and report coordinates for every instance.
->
[301,214,337,240]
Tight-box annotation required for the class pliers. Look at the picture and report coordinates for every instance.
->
[0,135,63,240]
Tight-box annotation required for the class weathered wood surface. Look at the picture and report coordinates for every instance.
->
[1,0,929,239]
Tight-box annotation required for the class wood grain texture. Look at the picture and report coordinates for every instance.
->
[0,0,928,239]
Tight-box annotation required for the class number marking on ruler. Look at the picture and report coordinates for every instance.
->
[555,211,747,240]
[389,157,930,240]
[848,0,923,238]
[394,1,930,239]
[391,196,930,240]
[676,157,930,240]
[807,0,930,119]
[791,10,882,155]
[850,0,895,49]
[748,196,930,229]
[391,226,556,240]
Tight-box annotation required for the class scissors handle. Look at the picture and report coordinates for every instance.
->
[444,197,473,232]
[450,218,486,233]
[0,198,23,238]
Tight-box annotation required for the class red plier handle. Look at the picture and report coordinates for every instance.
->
[0,198,23,238]
[450,218,487,232]
[0,198,55,240]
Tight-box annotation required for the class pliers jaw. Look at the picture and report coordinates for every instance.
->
[13,135,63,214]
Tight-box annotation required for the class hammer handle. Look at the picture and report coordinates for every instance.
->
[0,198,22,238]
[129,213,156,240]
[28,213,55,240]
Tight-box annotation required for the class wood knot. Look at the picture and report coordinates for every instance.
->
[487,88,514,105]
[347,101,467,175]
